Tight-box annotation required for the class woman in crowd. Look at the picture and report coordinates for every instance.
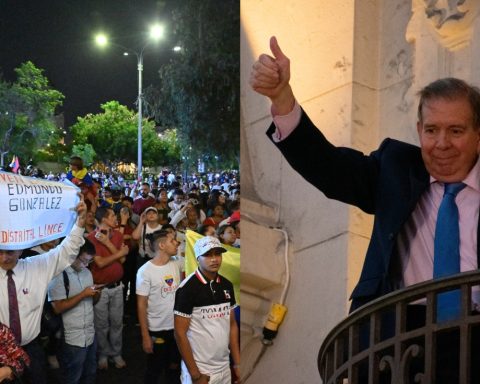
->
[118,206,139,314]
[132,207,163,266]
[206,190,230,217]
[217,224,238,247]
[154,188,170,225]
[204,204,226,228]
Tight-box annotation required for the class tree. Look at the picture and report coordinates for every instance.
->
[70,100,181,169]
[0,61,64,168]
[144,0,240,168]
[65,144,97,167]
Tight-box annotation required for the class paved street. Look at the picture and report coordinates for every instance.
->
[47,303,147,384]
[96,313,146,384]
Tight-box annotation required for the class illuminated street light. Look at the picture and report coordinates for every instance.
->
[95,33,108,47]
[149,24,164,40]
[94,26,165,181]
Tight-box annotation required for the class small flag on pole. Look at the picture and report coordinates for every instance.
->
[9,156,20,173]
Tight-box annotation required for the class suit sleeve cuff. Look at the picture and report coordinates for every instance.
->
[271,100,302,142]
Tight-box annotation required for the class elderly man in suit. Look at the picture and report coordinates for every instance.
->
[250,36,480,383]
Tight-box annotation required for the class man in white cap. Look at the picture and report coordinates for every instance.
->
[174,236,240,384]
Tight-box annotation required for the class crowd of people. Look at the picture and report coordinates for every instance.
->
[0,159,241,384]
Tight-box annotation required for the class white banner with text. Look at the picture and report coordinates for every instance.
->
[0,172,80,250]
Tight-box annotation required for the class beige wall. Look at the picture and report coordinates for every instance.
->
[241,0,479,383]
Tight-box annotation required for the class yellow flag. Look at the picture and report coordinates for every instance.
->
[185,230,240,305]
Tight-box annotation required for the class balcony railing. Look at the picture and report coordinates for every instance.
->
[318,270,480,384]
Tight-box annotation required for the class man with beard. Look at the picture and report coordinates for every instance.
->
[133,183,156,215]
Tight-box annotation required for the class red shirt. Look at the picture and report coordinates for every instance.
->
[87,230,124,284]
[132,196,155,215]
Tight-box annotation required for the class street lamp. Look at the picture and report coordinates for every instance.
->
[94,24,165,182]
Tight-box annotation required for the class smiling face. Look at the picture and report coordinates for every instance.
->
[417,97,480,183]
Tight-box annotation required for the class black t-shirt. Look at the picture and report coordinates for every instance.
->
[174,269,236,374]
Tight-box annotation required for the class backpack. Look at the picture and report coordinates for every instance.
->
[40,271,70,337]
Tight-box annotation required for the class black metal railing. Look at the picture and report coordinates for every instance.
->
[318,270,480,384]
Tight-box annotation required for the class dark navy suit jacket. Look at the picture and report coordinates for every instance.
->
[268,109,480,312]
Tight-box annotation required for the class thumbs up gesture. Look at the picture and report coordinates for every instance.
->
[250,36,295,115]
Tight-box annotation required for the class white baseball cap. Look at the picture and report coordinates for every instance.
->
[144,206,158,214]
[194,236,227,258]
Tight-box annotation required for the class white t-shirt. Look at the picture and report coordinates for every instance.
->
[136,259,184,331]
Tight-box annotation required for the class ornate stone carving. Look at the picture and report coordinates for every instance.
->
[407,0,480,51]
[425,0,467,28]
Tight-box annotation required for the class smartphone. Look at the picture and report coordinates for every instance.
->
[93,284,106,291]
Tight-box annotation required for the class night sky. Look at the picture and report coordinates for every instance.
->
[1,0,178,127]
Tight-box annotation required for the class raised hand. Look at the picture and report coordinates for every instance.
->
[75,196,88,228]
[250,36,295,115]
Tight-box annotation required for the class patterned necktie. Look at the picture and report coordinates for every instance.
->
[433,182,466,322]
[7,270,22,343]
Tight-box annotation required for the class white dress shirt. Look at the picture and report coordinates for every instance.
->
[0,224,85,345]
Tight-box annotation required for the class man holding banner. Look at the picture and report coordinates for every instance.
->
[0,172,87,384]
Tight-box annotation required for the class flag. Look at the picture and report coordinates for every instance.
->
[185,230,240,305]
[9,156,20,174]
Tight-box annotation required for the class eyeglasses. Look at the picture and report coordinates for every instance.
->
[78,257,94,266]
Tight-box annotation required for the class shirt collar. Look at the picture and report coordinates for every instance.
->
[1,265,18,278]
[194,268,220,285]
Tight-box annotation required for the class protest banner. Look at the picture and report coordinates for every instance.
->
[0,172,80,250]
[185,230,240,305]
